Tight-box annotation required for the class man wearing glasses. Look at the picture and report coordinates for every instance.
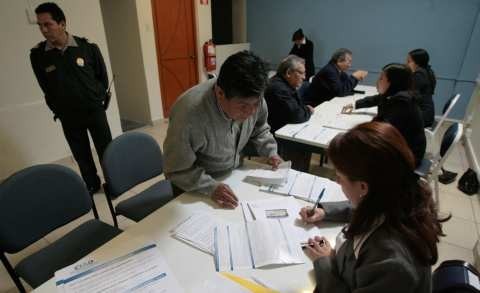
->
[304,48,368,106]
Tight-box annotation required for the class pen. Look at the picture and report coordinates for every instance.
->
[246,203,256,220]
[307,188,325,217]
[300,239,326,249]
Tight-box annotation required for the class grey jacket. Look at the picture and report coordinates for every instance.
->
[163,79,278,195]
[314,201,431,293]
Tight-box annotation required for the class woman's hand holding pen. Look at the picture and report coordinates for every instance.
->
[299,207,325,223]
[304,236,333,261]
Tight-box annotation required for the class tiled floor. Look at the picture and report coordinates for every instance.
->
[0,119,478,292]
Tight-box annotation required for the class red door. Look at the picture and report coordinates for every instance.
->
[152,0,198,117]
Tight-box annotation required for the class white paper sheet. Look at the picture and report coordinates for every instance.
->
[245,161,291,185]
[55,244,185,293]
[259,170,346,204]
[171,213,218,254]
[241,197,302,222]
[214,219,304,271]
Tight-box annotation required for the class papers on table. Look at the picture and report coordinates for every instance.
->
[170,212,218,254]
[242,197,301,222]
[259,169,346,203]
[214,219,304,272]
[55,243,184,293]
[323,113,373,131]
[245,161,291,185]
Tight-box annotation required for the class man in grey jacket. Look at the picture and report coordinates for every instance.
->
[164,51,282,209]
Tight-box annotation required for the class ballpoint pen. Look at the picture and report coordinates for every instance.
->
[300,239,326,249]
[307,187,325,217]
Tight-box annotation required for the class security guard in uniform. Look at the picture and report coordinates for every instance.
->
[30,2,112,194]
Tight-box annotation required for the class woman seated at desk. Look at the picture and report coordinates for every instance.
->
[299,121,448,293]
[342,63,426,166]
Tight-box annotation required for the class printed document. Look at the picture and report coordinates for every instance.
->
[260,170,345,203]
[171,212,218,254]
[214,219,304,271]
[245,161,291,185]
[55,243,184,293]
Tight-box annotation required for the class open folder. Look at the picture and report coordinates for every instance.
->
[214,218,304,272]
[259,169,346,203]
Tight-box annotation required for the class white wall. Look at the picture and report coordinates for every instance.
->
[214,43,251,76]
[136,0,164,122]
[194,0,213,82]
[0,0,122,179]
[101,0,151,124]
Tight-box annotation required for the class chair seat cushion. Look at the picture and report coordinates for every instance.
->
[15,219,121,288]
[415,158,433,177]
[116,180,173,222]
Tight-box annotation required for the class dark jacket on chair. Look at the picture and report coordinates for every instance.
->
[355,91,426,166]
[304,62,358,106]
[313,201,432,293]
[264,75,312,133]
[412,68,435,128]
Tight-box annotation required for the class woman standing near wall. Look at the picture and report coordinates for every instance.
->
[407,48,437,128]
[289,28,315,80]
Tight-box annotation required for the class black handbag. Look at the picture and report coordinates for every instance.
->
[458,168,479,196]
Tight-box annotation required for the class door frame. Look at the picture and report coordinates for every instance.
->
[151,0,199,117]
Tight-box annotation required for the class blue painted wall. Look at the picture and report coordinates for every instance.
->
[247,0,480,119]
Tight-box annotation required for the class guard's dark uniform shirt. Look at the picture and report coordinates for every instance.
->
[30,34,111,192]
[30,35,108,120]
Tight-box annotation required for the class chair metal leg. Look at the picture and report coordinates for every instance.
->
[1,253,26,293]
[90,196,99,220]
[103,184,119,227]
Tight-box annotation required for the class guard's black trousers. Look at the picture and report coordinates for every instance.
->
[60,110,112,191]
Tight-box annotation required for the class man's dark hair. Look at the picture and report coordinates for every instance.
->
[329,48,352,64]
[35,2,66,24]
[217,51,268,99]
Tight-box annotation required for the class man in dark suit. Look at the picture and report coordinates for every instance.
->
[304,48,368,106]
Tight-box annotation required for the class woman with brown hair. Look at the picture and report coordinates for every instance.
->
[299,121,448,293]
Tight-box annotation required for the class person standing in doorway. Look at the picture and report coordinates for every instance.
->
[30,2,112,194]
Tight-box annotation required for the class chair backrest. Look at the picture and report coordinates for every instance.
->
[102,132,164,198]
[433,123,463,173]
[432,94,460,134]
[0,164,91,253]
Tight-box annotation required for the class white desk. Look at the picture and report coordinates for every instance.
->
[275,85,378,150]
[33,162,344,293]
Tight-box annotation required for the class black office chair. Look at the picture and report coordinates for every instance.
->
[101,132,174,227]
[0,164,122,292]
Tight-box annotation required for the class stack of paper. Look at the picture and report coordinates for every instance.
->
[323,113,373,131]
[170,213,218,254]
[260,170,346,203]
[55,244,185,293]
[245,161,291,185]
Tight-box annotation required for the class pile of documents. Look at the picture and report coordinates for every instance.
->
[260,169,346,203]
[55,243,185,292]
[245,161,291,185]
[170,212,218,254]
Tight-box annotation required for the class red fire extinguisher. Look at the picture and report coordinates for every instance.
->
[203,39,216,72]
